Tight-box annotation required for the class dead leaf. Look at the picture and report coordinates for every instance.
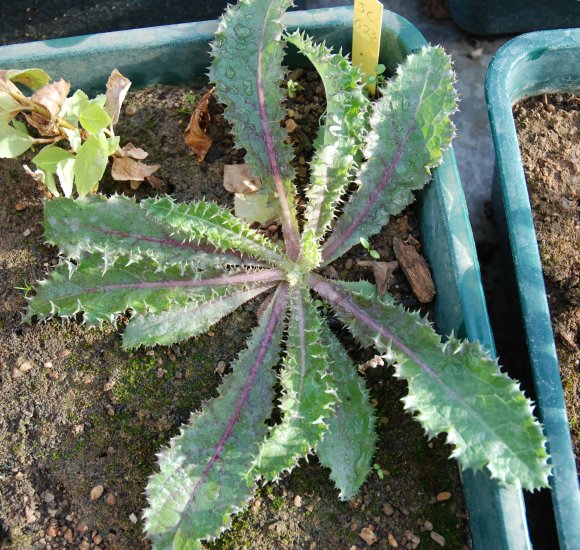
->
[223,164,261,194]
[105,69,131,126]
[393,237,436,303]
[357,260,399,297]
[111,156,160,181]
[31,79,70,133]
[117,142,148,160]
[145,174,163,190]
[0,72,21,95]
[184,86,215,161]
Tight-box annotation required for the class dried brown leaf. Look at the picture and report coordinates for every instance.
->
[31,79,70,133]
[111,156,160,182]
[357,260,399,297]
[105,69,131,126]
[117,142,148,160]
[223,164,261,194]
[183,86,215,161]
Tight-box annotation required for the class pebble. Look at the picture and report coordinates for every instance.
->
[63,528,74,543]
[80,541,91,550]
[46,524,58,537]
[430,531,446,547]
[345,258,353,270]
[125,104,138,117]
[129,513,138,524]
[77,521,88,533]
[43,361,53,369]
[25,506,35,523]
[215,361,227,375]
[285,118,298,133]
[293,495,302,508]
[90,485,104,501]
[359,526,378,545]
[22,228,31,237]
[325,266,338,279]
[383,503,395,516]
[15,202,26,211]
[43,491,55,503]
[105,492,116,506]
[18,360,33,373]
[423,520,433,531]
[436,491,451,502]
[387,532,398,547]
[59,349,71,358]
[93,533,103,545]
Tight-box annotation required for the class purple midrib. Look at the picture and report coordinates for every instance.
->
[54,269,284,298]
[182,282,288,518]
[322,121,415,263]
[256,5,299,260]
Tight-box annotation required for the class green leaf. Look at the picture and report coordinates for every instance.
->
[11,119,28,134]
[32,145,75,172]
[322,46,458,264]
[4,68,51,90]
[209,0,300,258]
[317,324,377,500]
[74,133,109,195]
[310,276,551,490]
[144,196,288,268]
[285,32,370,250]
[254,288,336,480]
[79,100,111,134]
[106,136,120,155]
[56,158,75,198]
[0,121,34,158]
[43,170,60,197]
[43,195,254,269]
[144,284,288,548]
[123,282,276,349]
[60,89,89,125]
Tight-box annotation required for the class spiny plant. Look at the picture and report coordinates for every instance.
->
[24,0,550,547]
[0,67,157,196]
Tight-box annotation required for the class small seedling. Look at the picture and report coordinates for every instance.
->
[24,0,550,547]
[360,236,381,259]
[373,463,384,480]
[365,63,387,89]
[286,78,304,99]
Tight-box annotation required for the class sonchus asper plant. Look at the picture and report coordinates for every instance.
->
[25,0,550,547]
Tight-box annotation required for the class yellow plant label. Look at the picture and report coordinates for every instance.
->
[352,0,383,95]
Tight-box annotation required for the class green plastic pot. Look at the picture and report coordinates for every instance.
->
[0,7,530,549]
[486,28,580,550]
[448,0,580,36]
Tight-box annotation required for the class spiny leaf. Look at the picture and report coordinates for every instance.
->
[317,324,377,500]
[26,251,281,327]
[123,282,276,349]
[285,31,369,259]
[209,0,300,258]
[254,288,336,480]
[310,276,551,490]
[144,196,288,268]
[43,195,252,269]
[322,46,458,264]
[144,284,288,548]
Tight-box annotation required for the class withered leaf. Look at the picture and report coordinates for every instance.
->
[357,260,399,297]
[117,142,148,160]
[111,156,160,181]
[30,79,70,134]
[105,69,131,126]
[184,86,215,161]
[223,164,261,194]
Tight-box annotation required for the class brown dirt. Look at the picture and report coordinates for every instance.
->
[0,71,469,549]
[513,93,580,471]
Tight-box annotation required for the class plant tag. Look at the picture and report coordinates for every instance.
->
[352,0,383,95]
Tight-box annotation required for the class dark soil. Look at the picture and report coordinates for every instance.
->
[513,93,580,472]
[0,71,469,549]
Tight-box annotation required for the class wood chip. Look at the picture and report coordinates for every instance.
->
[357,260,399,296]
[393,237,435,303]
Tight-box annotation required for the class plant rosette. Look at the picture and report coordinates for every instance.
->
[8,1,551,548]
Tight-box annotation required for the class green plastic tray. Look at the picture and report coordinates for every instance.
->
[448,0,580,36]
[486,29,580,550]
[0,7,529,549]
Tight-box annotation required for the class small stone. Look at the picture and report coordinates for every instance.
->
[468,47,484,60]
[15,202,26,211]
[546,103,556,113]
[63,528,74,543]
[215,361,227,375]
[25,506,36,523]
[430,531,446,547]
[44,491,55,503]
[80,541,91,550]
[93,533,103,545]
[105,493,116,506]
[46,524,58,537]
[125,104,138,116]
[106,406,115,417]
[77,521,88,533]
[47,370,59,380]
[18,360,33,373]
[285,118,298,133]
[359,526,378,545]
[22,228,31,237]
[43,361,53,369]
[383,503,395,516]
[293,495,302,508]
[325,266,338,279]
[423,520,433,531]
[345,258,353,270]
[387,532,398,547]
[129,513,138,524]
[59,349,71,358]
[436,491,451,502]
[90,485,104,501]
[103,381,115,392]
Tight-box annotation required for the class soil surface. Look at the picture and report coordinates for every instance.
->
[513,93,580,471]
[0,71,469,549]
